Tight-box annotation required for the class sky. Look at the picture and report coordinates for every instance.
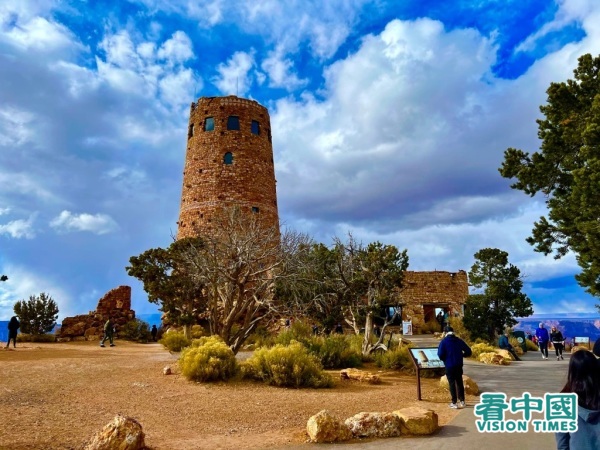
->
[1,0,600,321]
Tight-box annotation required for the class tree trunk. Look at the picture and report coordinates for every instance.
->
[361,312,374,356]
[183,324,192,340]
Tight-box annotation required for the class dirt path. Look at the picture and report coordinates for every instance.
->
[0,341,466,449]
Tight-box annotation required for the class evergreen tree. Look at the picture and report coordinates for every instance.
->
[13,293,59,335]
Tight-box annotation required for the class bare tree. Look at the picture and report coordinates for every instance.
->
[180,208,312,353]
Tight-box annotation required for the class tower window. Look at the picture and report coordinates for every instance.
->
[227,116,240,130]
[252,206,260,213]
[224,152,233,165]
[188,123,194,138]
[204,117,214,131]
[251,120,260,135]
[267,128,272,143]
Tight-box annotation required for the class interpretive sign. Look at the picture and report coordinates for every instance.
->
[408,347,445,400]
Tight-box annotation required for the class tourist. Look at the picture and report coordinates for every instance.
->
[437,326,472,409]
[556,349,600,449]
[335,323,343,334]
[436,311,444,330]
[5,316,20,349]
[498,330,521,361]
[100,317,115,347]
[150,325,158,342]
[550,326,565,361]
[443,310,450,330]
[312,324,319,336]
[593,339,600,358]
[535,322,550,360]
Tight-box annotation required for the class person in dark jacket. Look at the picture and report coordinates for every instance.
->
[535,322,550,360]
[556,349,600,450]
[100,317,115,347]
[550,326,565,361]
[498,330,521,361]
[438,326,472,409]
[5,316,19,349]
[150,325,158,342]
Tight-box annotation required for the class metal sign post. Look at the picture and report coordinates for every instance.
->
[408,347,445,401]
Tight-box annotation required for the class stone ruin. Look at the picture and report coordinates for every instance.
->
[57,286,135,342]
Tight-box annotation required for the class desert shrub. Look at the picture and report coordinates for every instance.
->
[275,320,313,346]
[471,342,496,359]
[179,336,237,382]
[241,341,333,388]
[421,319,442,334]
[191,324,205,339]
[246,326,275,349]
[374,345,412,370]
[16,333,56,343]
[526,339,539,351]
[316,334,362,369]
[448,317,471,343]
[159,330,191,352]
[120,319,151,342]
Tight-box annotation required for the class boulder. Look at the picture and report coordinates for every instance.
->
[306,410,352,443]
[393,407,438,435]
[85,414,145,450]
[340,368,381,384]
[440,374,479,395]
[163,366,172,375]
[479,352,510,365]
[495,349,515,361]
[344,412,402,438]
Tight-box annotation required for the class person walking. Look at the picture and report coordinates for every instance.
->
[438,326,472,409]
[498,330,521,361]
[150,325,158,342]
[556,349,600,449]
[550,326,565,360]
[100,317,115,347]
[5,316,20,349]
[535,322,550,360]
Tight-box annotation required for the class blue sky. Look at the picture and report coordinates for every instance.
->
[1,0,600,321]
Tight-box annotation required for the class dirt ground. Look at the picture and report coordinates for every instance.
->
[0,340,472,450]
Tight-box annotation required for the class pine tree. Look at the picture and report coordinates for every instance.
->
[13,293,59,335]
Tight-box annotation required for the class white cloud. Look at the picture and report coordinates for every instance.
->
[157,31,194,64]
[0,264,72,320]
[50,211,118,235]
[213,51,255,96]
[0,107,35,146]
[261,46,307,90]
[0,208,10,216]
[1,15,80,53]
[0,216,36,239]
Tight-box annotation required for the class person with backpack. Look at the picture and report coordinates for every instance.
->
[100,317,115,347]
[438,326,472,409]
[5,316,20,349]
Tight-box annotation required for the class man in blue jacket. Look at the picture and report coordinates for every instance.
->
[499,330,521,361]
[438,326,472,409]
[535,322,550,360]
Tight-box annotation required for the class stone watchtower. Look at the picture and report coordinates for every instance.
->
[177,96,279,239]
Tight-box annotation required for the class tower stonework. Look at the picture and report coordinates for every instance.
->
[177,96,279,239]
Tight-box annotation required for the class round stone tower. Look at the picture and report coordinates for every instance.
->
[177,95,279,239]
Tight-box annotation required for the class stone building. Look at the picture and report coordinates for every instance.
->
[396,270,469,333]
[177,95,279,239]
[57,286,135,341]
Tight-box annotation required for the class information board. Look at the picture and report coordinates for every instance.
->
[409,347,445,369]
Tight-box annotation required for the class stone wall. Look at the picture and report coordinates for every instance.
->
[57,286,135,341]
[177,95,279,239]
[398,271,468,333]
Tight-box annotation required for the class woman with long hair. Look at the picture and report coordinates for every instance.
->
[556,350,600,449]
[5,316,19,349]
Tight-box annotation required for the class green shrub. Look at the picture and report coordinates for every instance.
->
[374,345,412,370]
[526,339,539,351]
[448,317,471,343]
[471,342,496,359]
[421,319,442,334]
[275,320,313,346]
[179,336,237,382]
[191,324,205,339]
[16,333,56,343]
[120,319,151,342]
[241,341,333,388]
[317,334,362,369]
[159,330,191,352]
[246,326,275,349]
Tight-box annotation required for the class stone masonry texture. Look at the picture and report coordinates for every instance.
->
[57,286,135,341]
[177,95,279,239]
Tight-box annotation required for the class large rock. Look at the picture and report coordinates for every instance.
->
[393,407,438,435]
[306,410,352,443]
[496,349,516,361]
[344,412,402,438]
[340,368,381,384]
[440,374,479,395]
[479,352,510,365]
[85,414,145,450]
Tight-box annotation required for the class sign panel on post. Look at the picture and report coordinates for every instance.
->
[402,321,413,335]
[408,347,445,400]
